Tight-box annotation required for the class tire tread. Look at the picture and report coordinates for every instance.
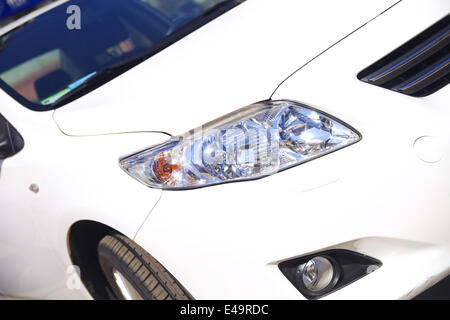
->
[98,234,192,300]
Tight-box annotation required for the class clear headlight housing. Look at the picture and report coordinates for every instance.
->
[120,100,360,190]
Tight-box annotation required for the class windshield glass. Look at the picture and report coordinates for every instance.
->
[0,0,239,110]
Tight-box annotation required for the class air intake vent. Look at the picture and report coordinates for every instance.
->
[358,14,449,97]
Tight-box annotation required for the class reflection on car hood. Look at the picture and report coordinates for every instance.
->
[53,0,398,136]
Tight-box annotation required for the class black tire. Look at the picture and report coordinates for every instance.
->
[97,234,193,300]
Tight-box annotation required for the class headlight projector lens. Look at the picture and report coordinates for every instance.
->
[297,256,340,295]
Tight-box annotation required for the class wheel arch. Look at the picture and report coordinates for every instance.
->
[67,220,125,300]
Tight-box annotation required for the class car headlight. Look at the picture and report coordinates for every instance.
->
[119,100,361,190]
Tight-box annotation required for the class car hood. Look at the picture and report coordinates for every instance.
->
[53,0,398,136]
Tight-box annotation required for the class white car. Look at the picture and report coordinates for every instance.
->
[0,0,449,300]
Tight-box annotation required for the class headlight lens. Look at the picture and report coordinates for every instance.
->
[120,100,360,189]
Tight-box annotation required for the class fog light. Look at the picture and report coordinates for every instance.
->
[297,256,338,293]
[279,249,382,299]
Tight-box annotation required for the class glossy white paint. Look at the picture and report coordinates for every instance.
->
[0,0,449,299]
[52,0,398,136]
[0,90,166,298]
[134,0,450,299]
[414,136,445,163]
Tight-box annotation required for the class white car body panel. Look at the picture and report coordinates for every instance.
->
[0,91,166,298]
[52,0,398,136]
[134,0,450,299]
[0,0,448,300]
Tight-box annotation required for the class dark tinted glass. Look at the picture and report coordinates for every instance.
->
[0,0,237,110]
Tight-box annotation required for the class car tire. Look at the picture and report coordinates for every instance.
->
[97,233,193,300]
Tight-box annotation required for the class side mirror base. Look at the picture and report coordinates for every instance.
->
[0,114,24,160]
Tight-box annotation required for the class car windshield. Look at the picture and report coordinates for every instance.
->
[0,0,239,110]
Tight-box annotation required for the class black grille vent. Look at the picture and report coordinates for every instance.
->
[358,14,450,97]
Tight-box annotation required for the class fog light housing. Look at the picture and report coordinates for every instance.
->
[279,249,382,299]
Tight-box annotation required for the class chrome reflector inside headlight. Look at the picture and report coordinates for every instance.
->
[120,100,361,189]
